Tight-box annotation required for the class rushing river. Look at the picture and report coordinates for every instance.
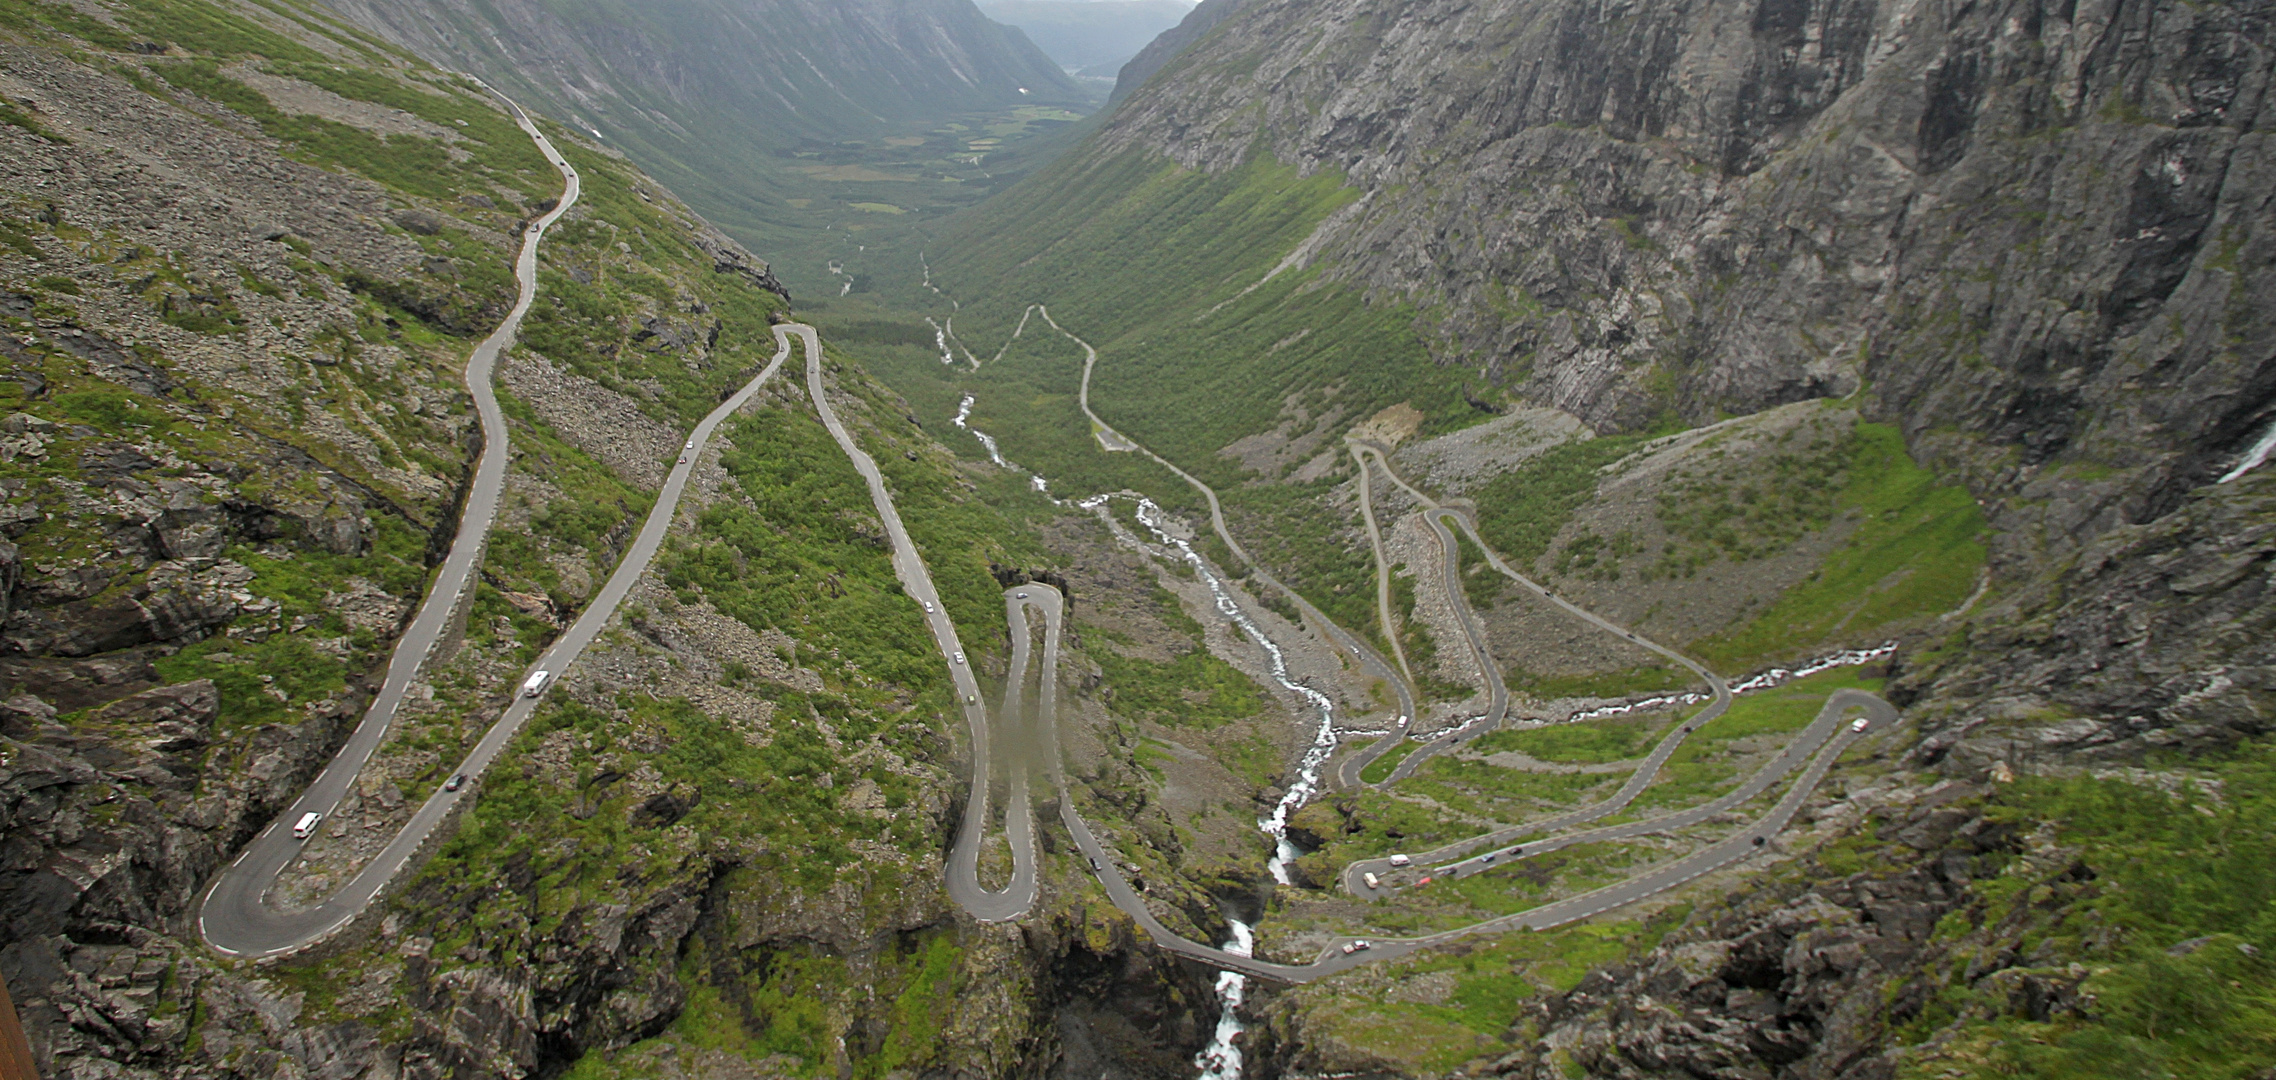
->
[1193,919,1256,1080]
[951,396,1346,1076]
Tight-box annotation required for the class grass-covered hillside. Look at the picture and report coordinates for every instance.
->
[0,1,1109,1076]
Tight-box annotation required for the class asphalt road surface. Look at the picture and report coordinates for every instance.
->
[776,324,1039,922]
[196,147,815,953]
[199,89,585,957]
[1335,440,1727,791]
[1351,441,1417,686]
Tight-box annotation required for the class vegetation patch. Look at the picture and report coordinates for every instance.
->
[1693,423,1985,670]
[1470,434,1652,569]
[1088,584,1267,730]
[1360,738,1420,784]
[1473,714,1664,764]
[1894,739,2276,1080]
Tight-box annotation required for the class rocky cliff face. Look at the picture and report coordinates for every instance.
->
[1085,0,2272,575]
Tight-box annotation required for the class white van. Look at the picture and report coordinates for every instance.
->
[292,812,323,839]
[1362,872,1380,890]
[522,670,552,697]
[1851,717,1871,732]
[1388,853,1411,867]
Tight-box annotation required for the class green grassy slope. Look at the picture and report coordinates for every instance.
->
[930,149,1482,479]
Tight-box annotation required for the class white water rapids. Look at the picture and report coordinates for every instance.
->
[945,388,1921,1078]
[1563,642,1898,724]
[951,394,1006,466]
[1118,497,1343,883]
[1193,919,1256,1080]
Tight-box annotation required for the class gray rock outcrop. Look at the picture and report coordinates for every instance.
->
[1081,0,2273,578]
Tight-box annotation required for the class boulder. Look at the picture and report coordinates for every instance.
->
[90,679,219,754]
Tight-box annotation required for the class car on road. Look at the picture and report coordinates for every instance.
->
[679,455,688,464]
[291,812,323,839]
[1388,853,1411,867]
[953,652,965,665]
[966,695,976,705]
[1851,717,1871,732]
[522,670,551,697]
[1362,872,1380,889]
[444,774,468,792]
[923,600,935,612]
[1340,940,1372,955]
[1016,591,1028,599]
[1088,857,1101,871]
[1481,853,1495,864]
[685,439,694,450]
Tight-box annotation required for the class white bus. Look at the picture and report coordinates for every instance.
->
[522,670,552,697]
[291,812,322,839]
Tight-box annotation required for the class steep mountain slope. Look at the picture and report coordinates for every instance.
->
[883,0,2276,1071]
[944,0,2273,574]
[0,2,1216,1077]
[317,0,1090,293]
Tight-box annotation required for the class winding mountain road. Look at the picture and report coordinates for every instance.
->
[199,90,588,957]
[201,309,799,956]
[779,321,1040,922]
[974,310,1893,981]
[1004,572,1891,984]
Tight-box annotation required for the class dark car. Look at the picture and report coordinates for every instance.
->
[444,774,468,792]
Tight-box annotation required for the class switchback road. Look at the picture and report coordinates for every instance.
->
[1041,307,1418,738]
[1006,574,1892,983]
[778,321,1040,922]
[200,89,586,957]
[996,312,1888,981]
